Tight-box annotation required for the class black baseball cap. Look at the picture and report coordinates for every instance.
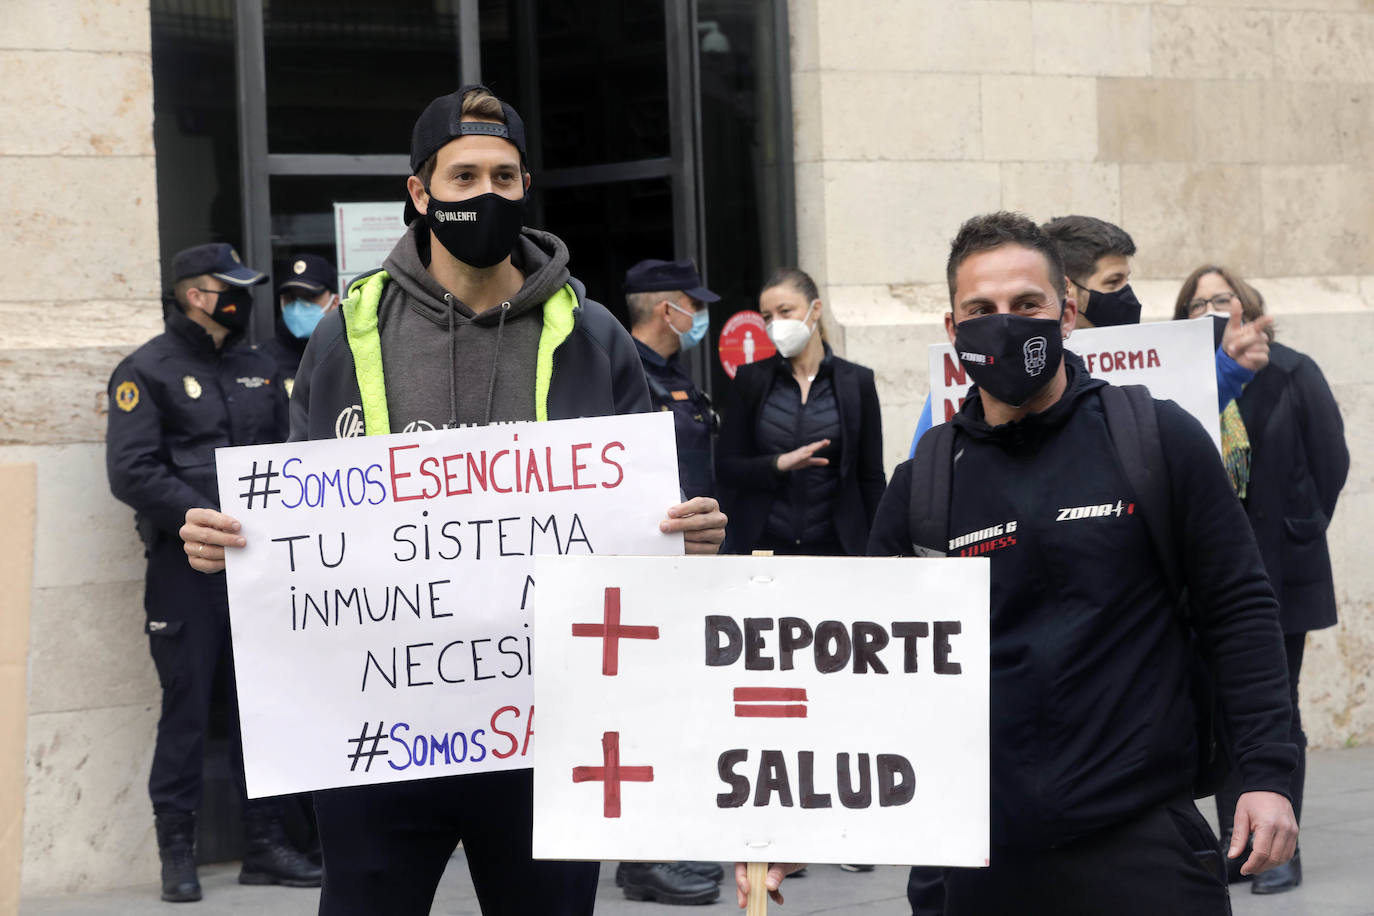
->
[276,254,337,297]
[172,243,267,287]
[623,258,720,303]
[404,84,528,225]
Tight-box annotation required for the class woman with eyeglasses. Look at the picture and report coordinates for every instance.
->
[1173,266,1349,896]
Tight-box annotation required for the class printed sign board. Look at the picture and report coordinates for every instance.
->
[333,201,407,292]
[928,317,1221,452]
[215,413,681,798]
[532,555,990,867]
[718,311,777,379]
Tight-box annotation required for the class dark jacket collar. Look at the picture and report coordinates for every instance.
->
[163,294,234,356]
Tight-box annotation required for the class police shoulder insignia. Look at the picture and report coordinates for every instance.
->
[114,380,140,412]
[284,377,295,397]
[183,375,202,399]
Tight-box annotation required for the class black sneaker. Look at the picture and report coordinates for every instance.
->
[840,864,875,873]
[617,862,720,905]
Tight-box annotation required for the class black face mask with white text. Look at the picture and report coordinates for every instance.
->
[425,190,527,269]
[953,313,1064,408]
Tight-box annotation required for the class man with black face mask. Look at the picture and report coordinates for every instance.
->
[749,213,1300,915]
[178,86,727,916]
[106,244,318,902]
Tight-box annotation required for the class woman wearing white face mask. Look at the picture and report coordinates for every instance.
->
[1172,266,1348,896]
[715,268,886,556]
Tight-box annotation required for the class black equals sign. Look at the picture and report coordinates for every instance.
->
[733,687,807,719]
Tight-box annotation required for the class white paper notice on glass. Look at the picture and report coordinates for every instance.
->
[532,555,991,868]
[333,201,407,291]
[214,412,682,798]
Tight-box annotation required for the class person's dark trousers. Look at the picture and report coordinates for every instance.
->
[907,865,945,915]
[944,797,1230,916]
[314,769,599,915]
[1216,633,1305,842]
[144,535,276,820]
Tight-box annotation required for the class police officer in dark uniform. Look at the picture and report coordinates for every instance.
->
[625,258,720,500]
[106,243,320,902]
[263,253,339,396]
[618,258,725,905]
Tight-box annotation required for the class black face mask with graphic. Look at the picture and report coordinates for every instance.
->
[425,190,526,268]
[953,313,1064,408]
[210,286,253,333]
[1082,283,1142,327]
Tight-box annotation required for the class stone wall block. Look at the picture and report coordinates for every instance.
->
[1260,165,1374,276]
[821,161,1001,286]
[1273,11,1374,83]
[982,76,1097,162]
[791,70,822,164]
[820,73,980,161]
[22,705,159,894]
[0,301,162,351]
[816,0,1032,73]
[0,347,134,446]
[27,581,156,716]
[0,51,153,157]
[1259,82,1374,164]
[1,0,152,53]
[1031,2,1151,77]
[1151,6,1273,79]
[1098,78,1196,162]
[0,157,160,302]
[1192,80,1264,163]
[793,160,828,288]
[787,0,820,72]
[1000,162,1121,223]
[0,444,146,590]
[1120,163,1263,278]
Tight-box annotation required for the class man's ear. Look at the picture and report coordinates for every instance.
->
[1060,287,1079,338]
[406,175,429,217]
[944,310,957,344]
[523,172,532,194]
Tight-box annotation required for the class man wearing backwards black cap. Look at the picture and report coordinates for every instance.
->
[106,243,320,902]
[264,253,340,394]
[625,257,720,503]
[179,86,727,915]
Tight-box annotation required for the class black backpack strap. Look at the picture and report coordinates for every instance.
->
[1100,385,1184,609]
[907,421,956,557]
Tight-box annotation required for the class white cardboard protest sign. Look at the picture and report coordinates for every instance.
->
[928,317,1221,452]
[532,555,990,867]
[215,413,681,798]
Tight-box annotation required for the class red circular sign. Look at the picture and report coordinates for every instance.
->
[717,310,776,379]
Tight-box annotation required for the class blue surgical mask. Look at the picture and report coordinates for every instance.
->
[667,301,710,352]
[282,299,325,339]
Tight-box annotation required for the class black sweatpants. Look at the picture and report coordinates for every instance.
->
[939,797,1229,916]
[313,769,598,916]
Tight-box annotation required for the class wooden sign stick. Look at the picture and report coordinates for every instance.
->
[747,550,775,914]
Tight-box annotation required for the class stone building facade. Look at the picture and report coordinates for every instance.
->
[2,0,1370,897]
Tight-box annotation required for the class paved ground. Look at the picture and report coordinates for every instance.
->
[22,745,1374,916]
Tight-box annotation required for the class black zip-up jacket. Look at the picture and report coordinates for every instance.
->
[106,300,288,541]
[868,354,1296,849]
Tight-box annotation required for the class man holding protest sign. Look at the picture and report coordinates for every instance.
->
[181,85,726,915]
[745,212,1298,914]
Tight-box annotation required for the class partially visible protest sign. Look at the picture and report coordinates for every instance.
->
[215,413,681,798]
[928,317,1221,451]
[532,556,990,867]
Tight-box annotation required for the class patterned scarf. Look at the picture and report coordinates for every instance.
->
[1220,398,1251,498]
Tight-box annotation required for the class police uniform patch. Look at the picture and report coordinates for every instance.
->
[114,380,140,412]
[284,377,295,397]
[183,375,202,399]
[236,376,269,388]
[671,390,690,401]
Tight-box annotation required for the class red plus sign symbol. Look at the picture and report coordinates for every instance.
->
[571,731,654,818]
[571,587,659,675]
